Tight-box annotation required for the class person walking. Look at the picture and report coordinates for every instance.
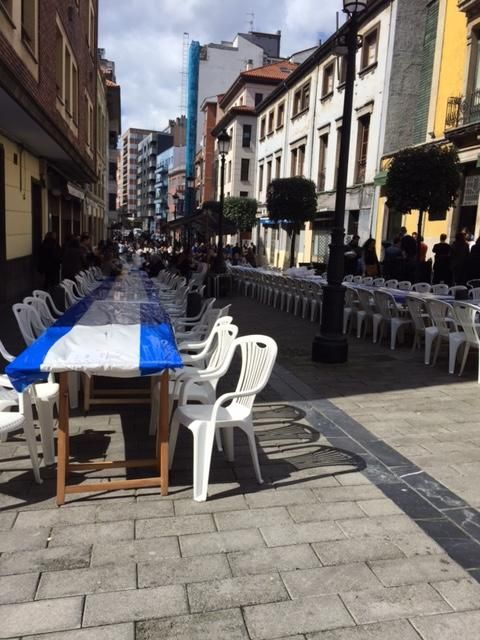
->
[468,236,480,281]
[38,231,62,290]
[432,233,452,284]
[362,238,380,277]
[451,231,470,285]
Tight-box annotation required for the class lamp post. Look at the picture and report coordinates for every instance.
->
[312,0,367,364]
[186,175,195,250]
[214,128,231,272]
[172,192,179,248]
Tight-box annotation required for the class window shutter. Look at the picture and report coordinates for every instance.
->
[413,0,439,144]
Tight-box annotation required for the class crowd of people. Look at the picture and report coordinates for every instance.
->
[343,227,480,285]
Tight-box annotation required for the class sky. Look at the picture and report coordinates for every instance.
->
[99,0,344,133]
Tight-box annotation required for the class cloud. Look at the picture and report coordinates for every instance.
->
[99,0,343,131]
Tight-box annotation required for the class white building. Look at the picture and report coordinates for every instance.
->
[255,0,396,268]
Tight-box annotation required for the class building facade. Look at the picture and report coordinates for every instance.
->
[0,0,99,300]
[118,128,157,219]
[136,132,173,229]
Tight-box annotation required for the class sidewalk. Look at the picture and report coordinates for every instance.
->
[1,295,480,638]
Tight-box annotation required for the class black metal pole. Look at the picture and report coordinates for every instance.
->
[312,12,358,363]
[214,153,226,272]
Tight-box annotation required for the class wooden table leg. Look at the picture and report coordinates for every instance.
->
[159,370,169,496]
[56,371,69,506]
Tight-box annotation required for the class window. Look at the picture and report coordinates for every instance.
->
[275,155,281,178]
[241,158,250,182]
[72,64,78,123]
[108,193,116,210]
[297,145,305,177]
[88,1,95,53]
[335,128,342,188]
[277,102,285,129]
[55,26,63,99]
[85,92,94,151]
[361,26,379,70]
[64,46,71,113]
[258,164,264,195]
[260,116,266,139]
[239,191,248,197]
[227,160,232,183]
[355,114,370,183]
[21,0,36,52]
[242,124,252,148]
[292,81,310,116]
[338,56,347,84]
[290,148,297,177]
[266,160,272,188]
[322,63,334,97]
[318,133,329,191]
[267,110,275,134]
[255,92,263,106]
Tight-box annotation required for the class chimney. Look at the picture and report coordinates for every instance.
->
[245,59,254,70]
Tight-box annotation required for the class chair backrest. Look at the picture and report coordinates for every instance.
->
[229,335,278,411]
[431,284,449,295]
[344,287,358,308]
[406,296,429,332]
[373,278,385,287]
[452,302,480,347]
[59,281,80,308]
[12,303,46,346]
[356,286,376,314]
[467,279,480,289]
[75,274,91,296]
[385,279,398,289]
[352,275,363,283]
[412,282,432,293]
[426,299,456,336]
[469,287,480,300]
[362,277,373,285]
[0,337,14,363]
[448,285,468,295]
[343,274,354,282]
[373,290,398,319]
[206,323,239,372]
[398,281,412,291]
[23,296,56,327]
[33,290,62,318]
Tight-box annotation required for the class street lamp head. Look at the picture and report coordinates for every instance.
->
[172,192,179,201]
[186,175,195,190]
[216,128,231,156]
[343,0,367,15]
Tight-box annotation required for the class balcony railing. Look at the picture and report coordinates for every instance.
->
[445,89,480,130]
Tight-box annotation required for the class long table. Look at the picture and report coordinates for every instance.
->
[6,269,183,504]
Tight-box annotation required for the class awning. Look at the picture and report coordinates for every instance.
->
[67,182,85,200]
[373,171,388,186]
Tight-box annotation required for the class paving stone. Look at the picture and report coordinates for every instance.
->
[228,543,320,576]
[312,537,405,565]
[214,506,293,531]
[244,488,318,508]
[260,521,345,547]
[95,499,174,521]
[391,532,445,557]
[0,596,83,638]
[136,514,215,538]
[282,563,382,598]
[0,512,17,530]
[138,553,231,587]
[14,506,97,528]
[306,619,422,639]
[369,555,468,587]
[37,563,136,598]
[341,583,452,624]
[0,572,38,604]
[83,585,188,626]
[91,536,180,565]
[288,502,365,523]
[136,608,249,640]
[179,528,265,556]
[243,595,354,639]
[338,515,421,538]
[0,527,50,553]
[49,521,133,546]
[25,623,134,640]
[0,544,91,576]
[312,485,385,503]
[431,578,480,611]
[173,494,249,515]
[187,573,289,613]
[356,498,404,517]
[410,610,480,639]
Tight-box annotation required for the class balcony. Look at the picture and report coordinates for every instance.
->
[445,90,480,131]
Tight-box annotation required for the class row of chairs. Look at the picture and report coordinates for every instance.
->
[344,274,480,297]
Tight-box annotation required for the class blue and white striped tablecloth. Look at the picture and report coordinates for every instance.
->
[7,269,183,392]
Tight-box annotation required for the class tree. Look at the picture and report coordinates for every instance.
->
[266,177,317,267]
[223,197,258,235]
[385,145,460,260]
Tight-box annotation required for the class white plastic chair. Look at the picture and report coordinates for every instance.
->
[352,275,363,284]
[169,335,278,501]
[373,290,412,350]
[60,280,83,308]
[343,287,358,335]
[385,279,399,289]
[468,287,480,300]
[398,281,412,291]
[451,302,480,379]
[406,296,431,362]
[449,285,468,296]
[362,277,373,285]
[425,299,464,372]
[412,282,432,294]
[343,275,354,283]
[355,286,382,341]
[431,284,449,295]
[0,385,41,483]
[33,290,63,318]
[12,303,46,346]
[23,296,57,327]
[372,278,385,287]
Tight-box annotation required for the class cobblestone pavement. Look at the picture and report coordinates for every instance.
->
[1,294,480,639]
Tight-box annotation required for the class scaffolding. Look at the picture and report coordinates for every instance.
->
[179,32,189,116]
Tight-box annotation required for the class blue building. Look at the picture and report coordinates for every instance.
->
[154,147,174,230]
